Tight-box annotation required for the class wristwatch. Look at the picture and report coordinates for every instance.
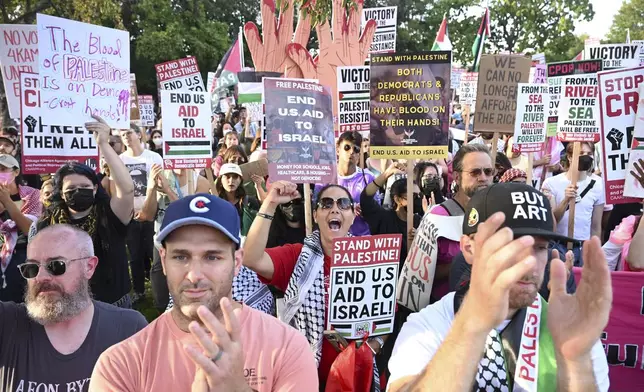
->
[369,336,384,353]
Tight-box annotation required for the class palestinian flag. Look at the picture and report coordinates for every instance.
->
[164,141,212,156]
[431,14,452,51]
[471,8,490,72]
[331,319,394,338]
[213,31,243,92]
[571,51,583,61]
[238,82,262,104]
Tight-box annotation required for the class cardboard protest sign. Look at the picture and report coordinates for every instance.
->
[240,158,268,182]
[474,54,531,134]
[0,24,38,119]
[160,90,212,169]
[155,56,205,92]
[555,74,600,142]
[130,74,140,122]
[572,269,644,391]
[585,44,642,70]
[397,211,462,312]
[264,78,335,183]
[36,14,130,128]
[337,66,370,133]
[623,84,644,198]
[458,72,477,105]
[20,72,99,174]
[328,235,401,338]
[370,52,451,159]
[450,67,465,91]
[362,7,397,54]
[598,66,644,204]
[513,84,548,153]
[138,95,155,127]
[546,60,603,137]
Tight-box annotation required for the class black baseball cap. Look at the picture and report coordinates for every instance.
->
[463,183,576,243]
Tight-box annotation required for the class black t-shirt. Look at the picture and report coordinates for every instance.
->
[0,300,147,391]
[71,205,131,304]
[360,190,422,268]
[33,202,132,304]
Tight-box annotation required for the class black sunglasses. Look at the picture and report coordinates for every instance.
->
[343,144,361,154]
[18,257,90,279]
[464,167,495,177]
[317,197,353,210]
[283,198,303,207]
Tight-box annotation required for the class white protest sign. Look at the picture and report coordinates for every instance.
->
[451,67,465,91]
[160,90,212,169]
[532,53,546,65]
[624,83,644,198]
[155,56,205,92]
[328,234,401,339]
[598,66,644,204]
[206,71,216,93]
[37,14,130,128]
[362,7,397,54]
[585,44,642,70]
[20,72,99,174]
[138,95,155,127]
[397,211,463,312]
[337,66,370,133]
[556,74,600,143]
[514,83,548,153]
[459,72,478,105]
[0,24,38,119]
[634,40,644,66]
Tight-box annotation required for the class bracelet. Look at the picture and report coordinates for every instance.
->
[257,212,274,221]
[373,179,383,188]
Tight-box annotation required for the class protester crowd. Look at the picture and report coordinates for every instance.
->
[0,97,630,391]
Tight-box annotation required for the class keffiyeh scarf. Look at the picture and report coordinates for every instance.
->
[279,230,326,366]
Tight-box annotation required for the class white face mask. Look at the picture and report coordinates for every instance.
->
[153,137,162,146]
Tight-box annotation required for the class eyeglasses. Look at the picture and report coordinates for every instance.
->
[18,257,90,279]
[343,144,361,154]
[463,167,495,177]
[316,197,353,210]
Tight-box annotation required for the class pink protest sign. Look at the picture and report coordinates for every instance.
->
[573,268,644,391]
[37,14,131,128]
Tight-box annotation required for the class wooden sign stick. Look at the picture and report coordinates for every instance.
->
[526,153,534,186]
[567,142,581,249]
[407,160,414,244]
[490,132,499,165]
[304,185,313,236]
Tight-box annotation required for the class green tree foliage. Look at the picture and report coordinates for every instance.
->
[543,34,587,63]
[487,0,594,58]
[606,0,644,43]
[131,0,231,94]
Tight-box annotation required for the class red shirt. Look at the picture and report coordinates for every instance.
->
[261,243,338,384]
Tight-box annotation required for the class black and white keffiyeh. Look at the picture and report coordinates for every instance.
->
[165,266,275,315]
[279,230,326,366]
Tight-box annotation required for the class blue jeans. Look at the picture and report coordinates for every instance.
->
[550,241,584,267]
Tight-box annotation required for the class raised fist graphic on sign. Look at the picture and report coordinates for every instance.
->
[607,128,624,151]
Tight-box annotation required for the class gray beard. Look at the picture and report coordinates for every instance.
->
[25,278,92,325]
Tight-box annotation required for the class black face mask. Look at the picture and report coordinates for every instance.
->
[64,188,95,211]
[578,155,594,172]
[280,202,304,223]
[421,177,441,196]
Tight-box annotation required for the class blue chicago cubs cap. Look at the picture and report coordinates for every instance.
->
[156,193,241,248]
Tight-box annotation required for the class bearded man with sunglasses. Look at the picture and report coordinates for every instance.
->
[0,224,147,391]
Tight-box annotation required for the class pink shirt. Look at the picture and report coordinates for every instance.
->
[431,205,461,299]
[90,305,318,391]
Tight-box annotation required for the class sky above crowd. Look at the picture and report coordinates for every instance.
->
[575,0,624,39]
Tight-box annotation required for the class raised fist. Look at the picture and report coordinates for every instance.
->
[607,128,624,150]
[24,115,37,133]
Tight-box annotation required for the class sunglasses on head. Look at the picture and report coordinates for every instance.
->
[464,167,495,177]
[317,197,353,210]
[343,144,361,154]
[18,257,90,279]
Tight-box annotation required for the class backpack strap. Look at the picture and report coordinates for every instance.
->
[439,199,465,217]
